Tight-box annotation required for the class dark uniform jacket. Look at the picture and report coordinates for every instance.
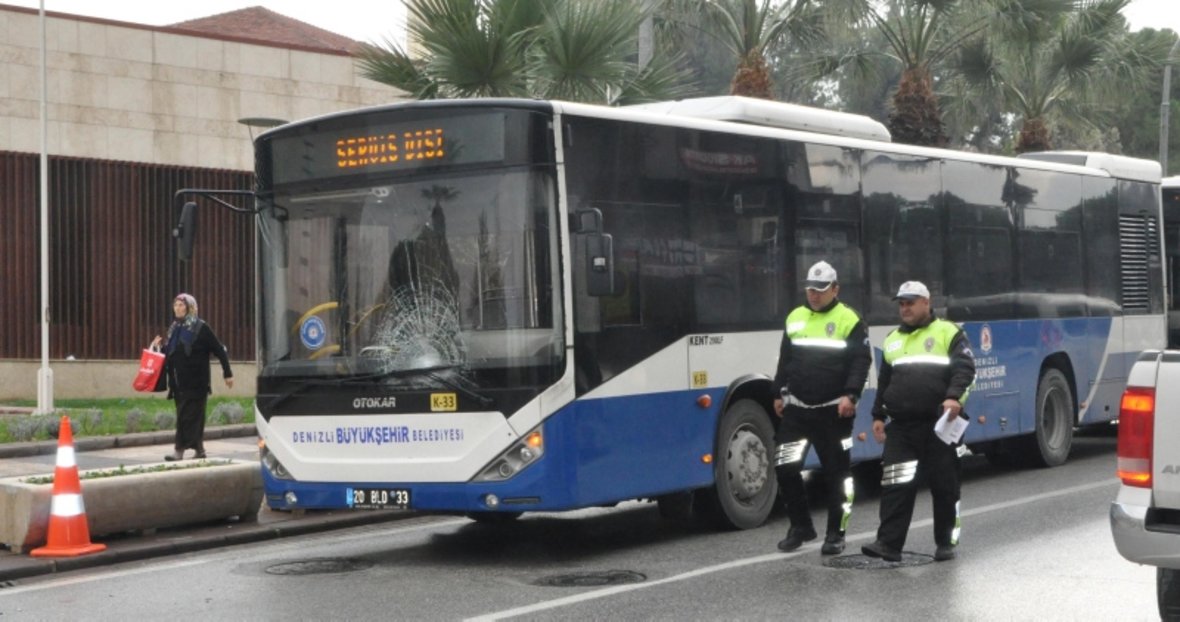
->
[773,299,871,406]
[871,313,975,422]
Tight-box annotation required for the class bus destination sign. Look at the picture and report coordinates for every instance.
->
[336,127,445,171]
[270,112,507,185]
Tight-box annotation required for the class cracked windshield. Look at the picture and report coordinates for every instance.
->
[258,170,562,388]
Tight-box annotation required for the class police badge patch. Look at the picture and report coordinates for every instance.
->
[924,337,935,352]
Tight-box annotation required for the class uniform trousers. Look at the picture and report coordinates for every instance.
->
[876,417,961,551]
[774,404,854,537]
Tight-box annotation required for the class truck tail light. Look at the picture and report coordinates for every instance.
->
[1117,387,1154,488]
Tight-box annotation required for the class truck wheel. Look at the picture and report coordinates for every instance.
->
[1026,368,1074,467]
[699,399,777,530]
[1161,568,1180,621]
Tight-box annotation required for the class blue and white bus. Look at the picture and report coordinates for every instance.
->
[225,96,1163,529]
[1163,175,1180,347]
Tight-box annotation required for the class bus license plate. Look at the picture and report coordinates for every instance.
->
[349,488,411,510]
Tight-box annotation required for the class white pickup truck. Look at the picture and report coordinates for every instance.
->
[1111,351,1180,620]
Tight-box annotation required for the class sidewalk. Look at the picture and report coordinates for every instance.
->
[0,425,416,583]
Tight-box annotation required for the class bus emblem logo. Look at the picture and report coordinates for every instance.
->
[300,316,327,350]
[980,324,993,353]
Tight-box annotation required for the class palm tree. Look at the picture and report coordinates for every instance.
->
[956,0,1166,153]
[851,0,991,146]
[697,0,827,99]
[355,0,694,104]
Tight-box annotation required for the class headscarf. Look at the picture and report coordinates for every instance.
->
[164,293,200,355]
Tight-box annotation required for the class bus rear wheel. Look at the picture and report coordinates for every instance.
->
[1022,368,1074,467]
[699,399,777,530]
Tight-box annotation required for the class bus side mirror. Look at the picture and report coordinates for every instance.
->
[174,201,198,261]
[575,209,614,296]
[585,232,614,296]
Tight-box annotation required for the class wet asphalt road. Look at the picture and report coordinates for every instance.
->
[0,434,1157,621]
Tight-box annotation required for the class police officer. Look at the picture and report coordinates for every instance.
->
[862,281,975,563]
[773,260,871,555]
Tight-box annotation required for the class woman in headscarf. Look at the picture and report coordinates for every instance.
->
[150,293,234,461]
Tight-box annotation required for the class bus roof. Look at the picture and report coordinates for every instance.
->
[1164,175,1180,188]
[555,100,1127,180]
[624,96,892,143]
[1018,151,1162,183]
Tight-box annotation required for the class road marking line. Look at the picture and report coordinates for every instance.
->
[0,517,467,596]
[465,478,1117,622]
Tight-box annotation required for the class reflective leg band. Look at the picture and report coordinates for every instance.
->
[840,476,854,532]
[774,440,808,466]
[951,501,961,545]
[882,460,918,486]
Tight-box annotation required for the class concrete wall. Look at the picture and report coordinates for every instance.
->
[1,7,405,170]
[0,360,256,401]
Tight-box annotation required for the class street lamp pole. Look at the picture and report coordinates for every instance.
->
[1162,38,1180,176]
[36,0,53,415]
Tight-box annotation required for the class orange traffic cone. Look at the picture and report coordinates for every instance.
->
[30,415,106,557]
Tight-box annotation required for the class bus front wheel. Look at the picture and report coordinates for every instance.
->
[700,399,777,530]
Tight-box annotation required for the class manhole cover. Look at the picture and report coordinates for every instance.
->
[265,558,373,576]
[823,552,933,570]
[535,570,646,587]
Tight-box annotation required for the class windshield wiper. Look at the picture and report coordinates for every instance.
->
[263,364,494,411]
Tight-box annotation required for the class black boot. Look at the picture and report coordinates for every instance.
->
[861,540,902,562]
[821,533,845,555]
[776,525,818,552]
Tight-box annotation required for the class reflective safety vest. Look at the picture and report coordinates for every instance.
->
[785,302,861,349]
[882,318,971,405]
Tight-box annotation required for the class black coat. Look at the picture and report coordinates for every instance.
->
[155,320,233,398]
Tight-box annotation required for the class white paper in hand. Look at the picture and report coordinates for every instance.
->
[934,409,968,445]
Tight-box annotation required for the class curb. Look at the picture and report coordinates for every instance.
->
[0,424,258,459]
[0,507,417,583]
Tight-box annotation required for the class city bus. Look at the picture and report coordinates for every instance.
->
[1163,175,1180,346]
[185,96,1164,529]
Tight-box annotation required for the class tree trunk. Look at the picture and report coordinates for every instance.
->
[730,52,773,100]
[888,66,946,147]
[1016,116,1052,153]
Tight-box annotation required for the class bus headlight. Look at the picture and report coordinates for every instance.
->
[473,429,544,482]
[260,442,294,480]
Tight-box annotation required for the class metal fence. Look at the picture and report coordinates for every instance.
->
[0,151,255,361]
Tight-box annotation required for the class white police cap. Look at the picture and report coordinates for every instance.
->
[804,261,838,291]
[893,281,930,300]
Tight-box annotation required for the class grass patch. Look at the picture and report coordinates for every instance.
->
[0,398,254,444]
[22,459,234,485]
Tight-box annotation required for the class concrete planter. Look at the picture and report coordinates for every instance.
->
[0,460,263,554]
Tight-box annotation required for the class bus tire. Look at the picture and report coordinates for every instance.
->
[1024,368,1074,467]
[701,398,777,530]
[1160,568,1180,621]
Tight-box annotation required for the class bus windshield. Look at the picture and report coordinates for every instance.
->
[257,167,562,388]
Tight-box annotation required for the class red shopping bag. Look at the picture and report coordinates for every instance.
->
[132,347,166,392]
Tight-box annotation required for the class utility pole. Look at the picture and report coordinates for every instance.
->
[1162,38,1180,176]
[36,0,53,415]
